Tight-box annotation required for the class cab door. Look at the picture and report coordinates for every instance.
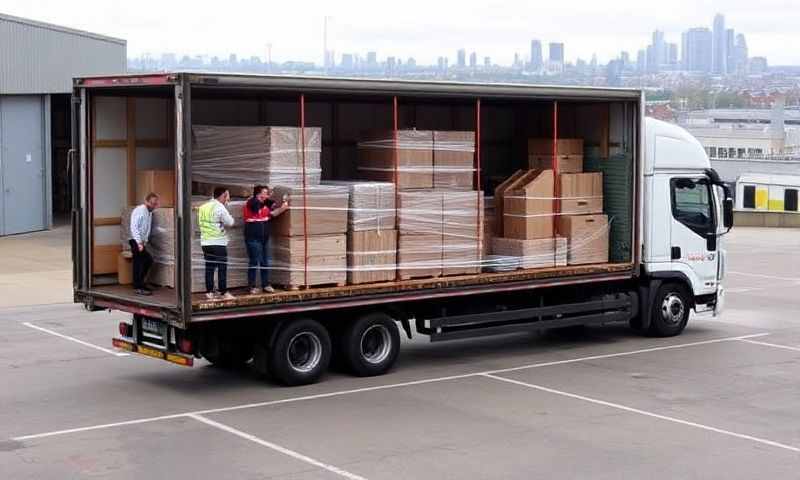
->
[670,177,719,295]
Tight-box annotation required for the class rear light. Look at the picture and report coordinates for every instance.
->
[178,338,194,354]
[119,322,133,338]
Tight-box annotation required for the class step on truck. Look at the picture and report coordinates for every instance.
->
[71,73,732,385]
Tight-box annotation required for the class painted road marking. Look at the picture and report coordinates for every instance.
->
[22,322,129,357]
[727,271,800,283]
[738,338,800,353]
[188,414,368,480]
[12,332,768,442]
[482,373,800,454]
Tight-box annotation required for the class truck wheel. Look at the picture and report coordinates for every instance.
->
[340,313,400,377]
[269,319,331,386]
[649,283,691,337]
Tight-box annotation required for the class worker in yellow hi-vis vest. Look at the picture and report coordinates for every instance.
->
[198,187,236,301]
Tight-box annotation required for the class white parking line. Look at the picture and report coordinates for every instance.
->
[188,414,368,480]
[738,338,800,353]
[22,322,129,357]
[482,374,800,454]
[11,332,768,442]
[727,271,800,282]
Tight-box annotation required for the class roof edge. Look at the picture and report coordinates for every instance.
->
[0,12,126,45]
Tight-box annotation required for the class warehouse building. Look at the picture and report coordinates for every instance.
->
[0,13,126,235]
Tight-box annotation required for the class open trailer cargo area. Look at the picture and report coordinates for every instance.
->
[73,73,641,327]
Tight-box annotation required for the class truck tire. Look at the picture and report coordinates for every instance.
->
[269,319,331,386]
[340,312,400,377]
[648,283,690,337]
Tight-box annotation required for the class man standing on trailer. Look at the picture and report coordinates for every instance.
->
[128,193,160,296]
[243,185,289,294]
[199,187,236,301]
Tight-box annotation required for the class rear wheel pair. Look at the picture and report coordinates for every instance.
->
[256,313,401,386]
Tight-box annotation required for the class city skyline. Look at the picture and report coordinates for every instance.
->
[2,1,798,66]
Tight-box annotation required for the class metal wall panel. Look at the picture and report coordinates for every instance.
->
[0,13,126,95]
[0,95,46,234]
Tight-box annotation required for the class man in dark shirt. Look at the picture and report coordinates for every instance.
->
[243,185,288,294]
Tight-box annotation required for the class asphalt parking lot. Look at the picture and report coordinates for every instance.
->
[1,227,799,479]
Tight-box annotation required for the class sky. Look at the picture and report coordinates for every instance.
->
[2,0,798,65]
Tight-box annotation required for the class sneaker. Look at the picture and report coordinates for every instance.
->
[220,292,236,301]
[249,288,260,295]
[205,292,217,301]
[135,288,153,296]
[263,285,275,293]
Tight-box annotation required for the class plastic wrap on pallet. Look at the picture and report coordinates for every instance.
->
[357,130,434,189]
[433,130,476,190]
[322,180,396,232]
[269,184,350,237]
[191,125,322,192]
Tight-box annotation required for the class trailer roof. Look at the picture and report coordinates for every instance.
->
[74,71,643,100]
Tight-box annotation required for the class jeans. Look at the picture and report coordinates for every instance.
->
[202,245,228,293]
[246,238,270,288]
[128,239,153,290]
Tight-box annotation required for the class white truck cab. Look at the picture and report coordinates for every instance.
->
[642,118,733,324]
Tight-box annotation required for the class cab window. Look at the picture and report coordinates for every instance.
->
[671,178,714,236]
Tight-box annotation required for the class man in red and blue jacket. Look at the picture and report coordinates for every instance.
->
[243,185,288,294]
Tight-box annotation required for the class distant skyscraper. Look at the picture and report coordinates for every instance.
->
[712,13,727,74]
[726,28,736,74]
[668,43,678,65]
[734,34,748,74]
[513,52,522,68]
[682,27,713,73]
[407,57,417,68]
[636,49,646,73]
[606,59,623,86]
[366,51,378,68]
[530,39,543,70]
[549,42,564,63]
[469,51,477,68]
[457,49,466,68]
[749,56,768,74]
[647,30,666,72]
[620,51,631,68]
[484,56,491,68]
[341,53,354,69]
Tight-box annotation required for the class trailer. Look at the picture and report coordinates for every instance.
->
[71,73,732,385]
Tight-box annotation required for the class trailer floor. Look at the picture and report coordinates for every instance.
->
[89,262,633,314]
[2,227,800,479]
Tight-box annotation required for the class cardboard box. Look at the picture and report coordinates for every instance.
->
[559,172,603,215]
[270,185,349,236]
[136,170,175,207]
[493,169,527,238]
[556,214,609,265]
[398,233,442,279]
[442,191,483,275]
[93,245,121,275]
[491,237,567,269]
[398,190,444,235]
[347,230,397,284]
[528,155,583,174]
[271,234,347,288]
[117,251,133,285]
[503,169,555,239]
[433,131,475,190]
[323,181,396,231]
[357,130,433,189]
[528,138,584,156]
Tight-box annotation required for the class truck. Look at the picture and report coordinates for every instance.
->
[71,72,733,385]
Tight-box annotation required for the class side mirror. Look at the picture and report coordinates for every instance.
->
[723,198,734,229]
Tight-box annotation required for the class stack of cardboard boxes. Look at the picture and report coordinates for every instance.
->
[192,126,323,196]
[491,138,608,268]
[323,181,397,285]
[267,184,349,289]
[361,130,481,280]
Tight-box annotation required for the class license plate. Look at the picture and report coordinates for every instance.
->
[141,318,162,333]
